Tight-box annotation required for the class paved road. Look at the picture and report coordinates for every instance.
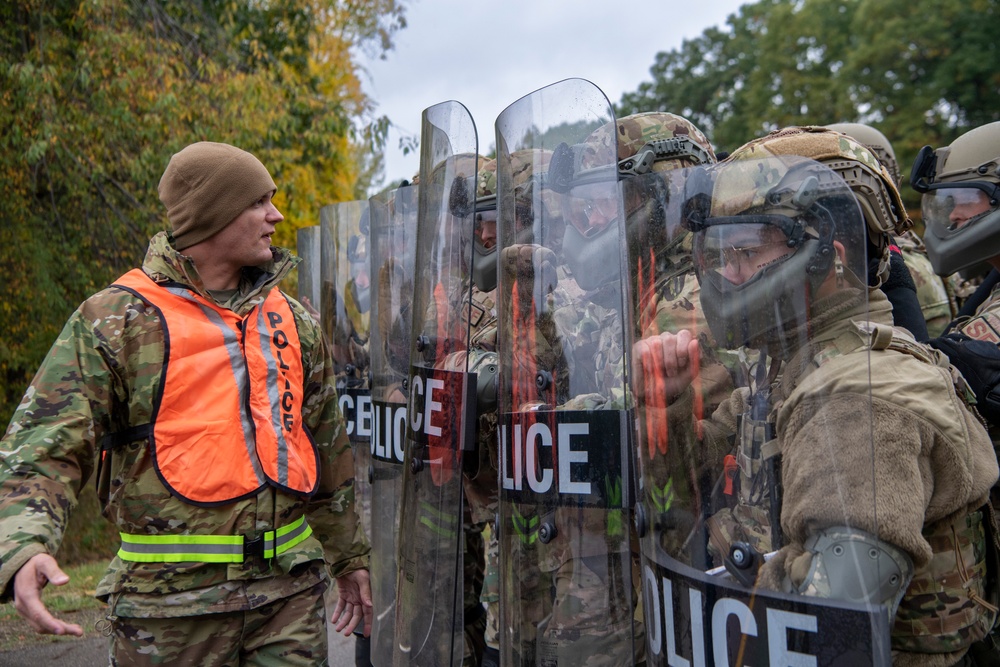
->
[0,621,359,666]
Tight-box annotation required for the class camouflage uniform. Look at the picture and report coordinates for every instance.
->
[694,288,999,666]
[545,285,639,666]
[675,133,999,665]
[462,285,501,654]
[0,232,368,663]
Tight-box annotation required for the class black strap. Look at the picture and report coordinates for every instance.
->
[99,423,152,452]
[95,424,151,499]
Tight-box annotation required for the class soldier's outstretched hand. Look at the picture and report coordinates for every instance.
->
[331,567,373,637]
[632,329,700,404]
[13,553,84,637]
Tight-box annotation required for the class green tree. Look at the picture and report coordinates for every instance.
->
[0,0,407,425]
[618,0,1000,200]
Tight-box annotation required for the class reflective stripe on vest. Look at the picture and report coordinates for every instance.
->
[112,269,319,505]
[118,515,313,563]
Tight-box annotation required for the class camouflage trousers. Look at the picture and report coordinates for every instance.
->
[536,554,639,667]
[109,581,328,666]
[464,507,488,667]
[465,466,500,653]
[481,523,500,651]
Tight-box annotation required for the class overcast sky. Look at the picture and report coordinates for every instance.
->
[356,0,747,190]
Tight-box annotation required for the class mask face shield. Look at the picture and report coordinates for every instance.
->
[689,156,866,352]
[559,174,626,292]
[475,207,498,250]
[472,205,498,291]
[695,222,798,288]
[920,182,1000,274]
[923,186,998,234]
[564,178,623,239]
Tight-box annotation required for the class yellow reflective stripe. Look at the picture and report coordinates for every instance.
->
[118,517,311,563]
[117,533,243,564]
[263,516,312,558]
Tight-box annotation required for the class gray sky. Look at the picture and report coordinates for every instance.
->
[357,0,747,189]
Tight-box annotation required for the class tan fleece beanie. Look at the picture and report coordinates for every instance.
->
[158,142,277,250]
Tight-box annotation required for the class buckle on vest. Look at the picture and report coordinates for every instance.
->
[243,534,265,561]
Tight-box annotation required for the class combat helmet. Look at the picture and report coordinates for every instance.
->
[910,121,1000,275]
[686,138,868,353]
[559,111,718,290]
[825,122,901,187]
[725,126,910,288]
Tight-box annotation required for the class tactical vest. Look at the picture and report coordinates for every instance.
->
[112,269,319,507]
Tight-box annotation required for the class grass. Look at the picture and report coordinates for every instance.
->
[0,559,108,652]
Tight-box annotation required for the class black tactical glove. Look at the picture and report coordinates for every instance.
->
[929,332,1000,425]
[878,248,929,342]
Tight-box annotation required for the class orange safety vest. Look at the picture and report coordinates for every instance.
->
[113,269,319,506]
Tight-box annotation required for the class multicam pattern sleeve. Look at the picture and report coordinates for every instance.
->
[0,290,128,600]
[0,278,369,604]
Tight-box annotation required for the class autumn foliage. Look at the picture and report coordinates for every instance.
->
[0,0,405,424]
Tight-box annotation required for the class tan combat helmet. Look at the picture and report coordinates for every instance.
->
[558,112,717,291]
[725,125,911,286]
[825,122,901,187]
[911,121,1000,275]
[578,111,717,175]
[690,140,868,351]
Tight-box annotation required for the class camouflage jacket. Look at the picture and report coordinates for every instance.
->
[0,232,369,617]
[697,289,997,661]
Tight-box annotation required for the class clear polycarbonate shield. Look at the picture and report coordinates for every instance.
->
[626,158,890,665]
[319,201,373,544]
[320,201,372,374]
[393,101,479,667]
[921,185,1000,276]
[367,183,418,667]
[295,225,321,313]
[494,78,638,666]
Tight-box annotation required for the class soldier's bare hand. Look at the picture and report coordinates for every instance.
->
[633,329,700,403]
[13,553,84,637]
[331,568,373,637]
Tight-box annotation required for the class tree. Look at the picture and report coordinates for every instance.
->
[618,0,1000,196]
[0,0,408,424]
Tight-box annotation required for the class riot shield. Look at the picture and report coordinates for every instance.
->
[319,201,373,540]
[368,183,418,667]
[393,100,480,667]
[494,78,638,666]
[627,157,895,665]
[296,224,321,312]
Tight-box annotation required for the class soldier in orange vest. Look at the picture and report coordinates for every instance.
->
[0,142,371,666]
